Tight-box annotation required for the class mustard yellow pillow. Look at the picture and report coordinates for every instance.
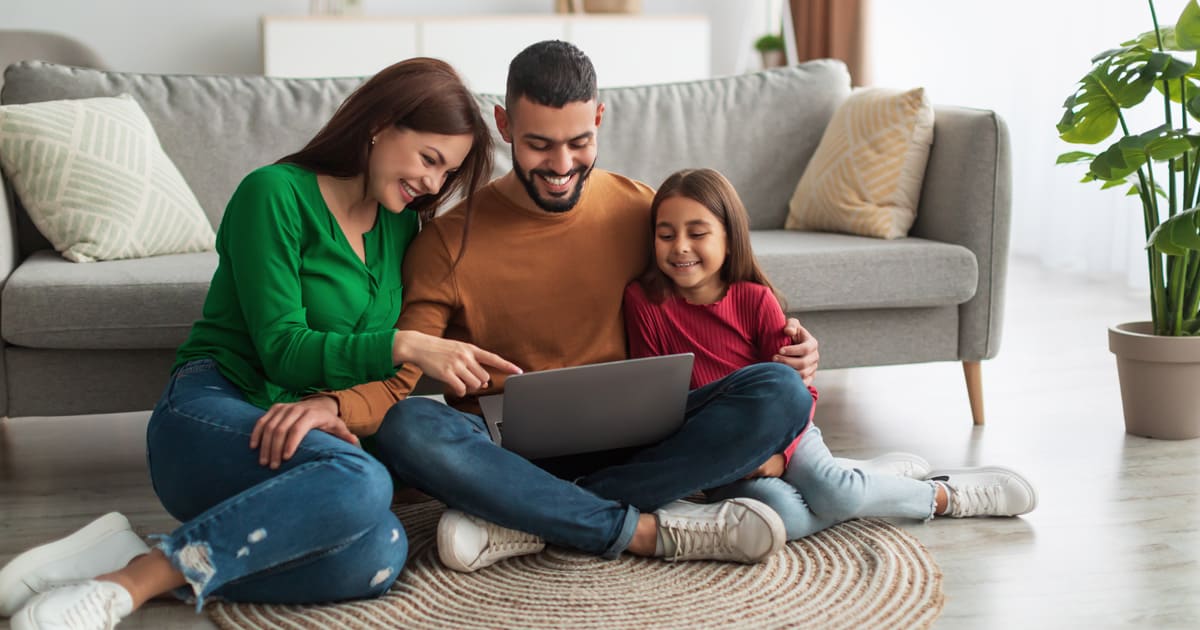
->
[785,87,934,239]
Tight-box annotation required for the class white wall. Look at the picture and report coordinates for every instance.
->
[5,0,776,77]
[866,0,1190,289]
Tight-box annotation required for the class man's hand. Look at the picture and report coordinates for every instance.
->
[774,319,819,386]
[250,397,359,469]
[745,453,786,479]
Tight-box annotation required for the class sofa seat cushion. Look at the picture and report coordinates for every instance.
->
[751,230,978,311]
[2,249,215,349]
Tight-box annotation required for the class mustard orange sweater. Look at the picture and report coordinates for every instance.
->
[323,169,654,434]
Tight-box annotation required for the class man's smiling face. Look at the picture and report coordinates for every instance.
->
[498,96,604,213]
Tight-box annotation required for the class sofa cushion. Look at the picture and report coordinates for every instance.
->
[785,87,934,239]
[1,249,215,349]
[0,94,215,262]
[750,230,977,311]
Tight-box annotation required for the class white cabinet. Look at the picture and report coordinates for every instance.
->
[261,15,710,93]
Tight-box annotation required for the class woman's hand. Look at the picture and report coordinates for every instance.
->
[744,453,786,479]
[393,330,523,398]
[250,396,359,469]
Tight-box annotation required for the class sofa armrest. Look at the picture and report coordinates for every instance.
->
[910,106,1012,361]
[0,178,18,283]
[0,177,19,417]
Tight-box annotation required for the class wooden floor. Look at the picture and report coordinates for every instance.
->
[1,258,1197,629]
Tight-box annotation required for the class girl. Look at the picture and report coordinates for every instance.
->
[2,58,520,630]
[622,168,1037,542]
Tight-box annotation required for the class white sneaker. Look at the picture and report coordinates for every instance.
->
[0,513,148,617]
[11,580,133,630]
[654,498,785,564]
[437,510,545,573]
[834,452,931,479]
[926,466,1038,517]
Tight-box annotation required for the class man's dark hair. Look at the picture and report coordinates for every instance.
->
[506,40,597,111]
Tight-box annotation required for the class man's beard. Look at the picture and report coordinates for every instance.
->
[512,149,596,213]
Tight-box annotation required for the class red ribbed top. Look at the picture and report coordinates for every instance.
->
[623,281,817,465]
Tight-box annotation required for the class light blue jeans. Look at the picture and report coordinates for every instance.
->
[372,362,812,558]
[708,425,938,540]
[145,359,406,610]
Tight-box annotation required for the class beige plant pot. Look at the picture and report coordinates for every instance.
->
[1108,321,1200,439]
[760,50,786,69]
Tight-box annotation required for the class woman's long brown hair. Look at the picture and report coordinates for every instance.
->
[639,168,785,308]
[279,57,493,223]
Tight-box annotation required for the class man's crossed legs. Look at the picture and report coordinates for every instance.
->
[372,363,812,571]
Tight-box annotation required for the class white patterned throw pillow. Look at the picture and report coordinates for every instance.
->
[0,94,214,262]
[785,87,934,239]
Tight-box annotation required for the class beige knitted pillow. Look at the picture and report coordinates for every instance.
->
[785,87,934,239]
[0,94,214,262]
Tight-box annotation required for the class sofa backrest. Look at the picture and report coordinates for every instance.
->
[595,60,850,229]
[1,59,851,257]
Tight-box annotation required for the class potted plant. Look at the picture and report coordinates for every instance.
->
[755,32,786,69]
[1058,0,1200,439]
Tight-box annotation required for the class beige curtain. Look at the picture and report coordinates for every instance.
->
[788,0,866,85]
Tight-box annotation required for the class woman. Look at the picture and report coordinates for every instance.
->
[1,58,519,630]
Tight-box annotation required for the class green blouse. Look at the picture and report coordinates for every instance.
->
[174,163,419,409]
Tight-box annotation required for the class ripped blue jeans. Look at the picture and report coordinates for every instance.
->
[145,359,405,610]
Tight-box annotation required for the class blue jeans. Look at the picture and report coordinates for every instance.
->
[145,359,406,610]
[708,425,938,540]
[372,362,810,558]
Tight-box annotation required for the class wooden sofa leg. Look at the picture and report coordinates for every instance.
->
[962,361,985,426]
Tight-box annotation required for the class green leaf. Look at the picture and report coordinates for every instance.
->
[1146,134,1193,160]
[1126,180,1166,198]
[1089,134,1151,180]
[1177,0,1200,50]
[1147,206,1200,254]
[1153,51,1195,80]
[1056,150,1096,164]
[1092,45,1138,64]
[1101,177,1129,190]
[1153,75,1199,103]
[1059,51,1158,144]
[1187,93,1200,119]
[1090,126,1197,180]
[1126,27,1180,51]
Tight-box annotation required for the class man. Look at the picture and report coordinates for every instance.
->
[324,41,821,571]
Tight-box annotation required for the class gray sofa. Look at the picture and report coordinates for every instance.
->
[0,59,1009,423]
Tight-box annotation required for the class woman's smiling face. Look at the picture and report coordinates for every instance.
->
[368,126,473,212]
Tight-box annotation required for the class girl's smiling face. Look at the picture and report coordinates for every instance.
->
[654,195,729,305]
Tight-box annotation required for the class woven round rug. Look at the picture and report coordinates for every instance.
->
[209,501,944,629]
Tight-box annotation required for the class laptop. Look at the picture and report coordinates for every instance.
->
[477,353,694,459]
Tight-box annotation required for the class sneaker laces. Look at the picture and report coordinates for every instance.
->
[662,508,732,561]
[482,520,543,554]
[61,584,124,630]
[948,483,1002,518]
[896,461,921,477]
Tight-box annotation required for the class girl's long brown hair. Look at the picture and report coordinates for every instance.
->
[279,57,493,223]
[639,168,785,308]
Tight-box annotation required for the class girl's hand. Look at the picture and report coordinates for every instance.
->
[392,330,523,398]
[250,397,359,469]
[745,453,786,479]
